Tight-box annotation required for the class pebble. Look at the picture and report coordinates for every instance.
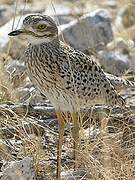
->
[0,157,36,180]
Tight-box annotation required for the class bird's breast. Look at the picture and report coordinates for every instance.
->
[25,55,78,112]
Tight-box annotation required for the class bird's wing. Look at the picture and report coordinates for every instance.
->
[55,46,125,107]
[105,73,135,91]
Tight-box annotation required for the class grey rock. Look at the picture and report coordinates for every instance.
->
[54,15,74,25]
[0,15,26,53]
[19,87,47,104]
[59,9,113,52]
[17,87,32,102]
[102,0,116,8]
[6,60,26,77]
[45,2,73,16]
[107,38,135,51]
[5,60,27,92]
[44,2,79,25]
[63,169,87,180]
[15,2,45,15]
[105,72,135,91]
[28,90,47,105]
[0,157,36,180]
[98,51,134,75]
[0,5,14,27]
[115,5,135,29]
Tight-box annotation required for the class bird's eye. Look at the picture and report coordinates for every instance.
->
[37,24,47,30]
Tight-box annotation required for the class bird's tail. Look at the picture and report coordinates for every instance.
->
[104,84,126,107]
[106,73,135,91]
[117,94,126,107]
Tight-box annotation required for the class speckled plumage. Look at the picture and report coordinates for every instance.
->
[24,38,125,112]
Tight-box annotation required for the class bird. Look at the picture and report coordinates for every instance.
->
[8,14,127,179]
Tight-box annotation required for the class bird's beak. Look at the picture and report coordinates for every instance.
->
[8,29,26,36]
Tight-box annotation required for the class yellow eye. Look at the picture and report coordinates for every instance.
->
[37,24,47,30]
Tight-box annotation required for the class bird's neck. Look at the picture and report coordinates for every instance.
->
[29,36,60,47]
[27,37,60,59]
[49,36,60,47]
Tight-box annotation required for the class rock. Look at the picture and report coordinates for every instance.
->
[59,9,113,52]
[0,157,36,180]
[107,38,134,51]
[17,87,32,102]
[115,4,135,32]
[0,15,26,53]
[119,5,135,28]
[105,72,135,91]
[28,90,47,105]
[45,2,72,16]
[102,0,117,8]
[0,161,3,170]
[54,15,74,26]
[0,0,14,5]
[44,2,80,25]
[98,51,134,75]
[6,60,27,87]
[62,169,87,179]
[0,4,14,27]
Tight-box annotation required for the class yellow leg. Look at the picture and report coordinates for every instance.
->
[71,112,80,169]
[56,111,65,179]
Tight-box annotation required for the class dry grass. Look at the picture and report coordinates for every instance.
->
[0,0,135,179]
[77,117,135,179]
[0,54,18,102]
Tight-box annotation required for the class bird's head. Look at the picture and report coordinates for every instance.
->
[8,15,58,45]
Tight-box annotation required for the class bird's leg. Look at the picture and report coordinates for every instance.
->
[71,112,80,169]
[56,111,65,179]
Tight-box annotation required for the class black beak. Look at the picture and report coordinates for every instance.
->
[8,29,25,36]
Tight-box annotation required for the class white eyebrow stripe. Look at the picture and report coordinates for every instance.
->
[37,21,50,26]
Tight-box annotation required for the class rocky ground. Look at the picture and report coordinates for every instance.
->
[0,0,135,179]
